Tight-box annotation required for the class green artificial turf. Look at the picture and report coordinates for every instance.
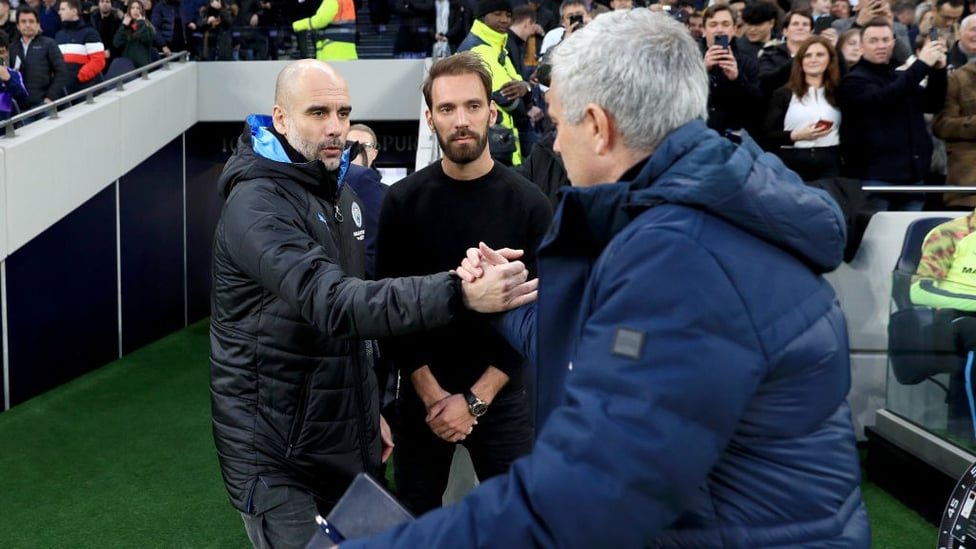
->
[0,319,247,548]
[0,319,941,547]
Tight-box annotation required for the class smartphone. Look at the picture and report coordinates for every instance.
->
[714,34,729,48]
[929,27,940,41]
[569,14,584,29]
[815,119,834,131]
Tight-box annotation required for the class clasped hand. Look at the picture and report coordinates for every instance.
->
[456,242,538,312]
[426,394,477,442]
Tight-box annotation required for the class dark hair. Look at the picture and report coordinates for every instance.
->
[60,0,81,13]
[783,8,813,28]
[422,52,494,110]
[859,17,892,37]
[936,0,964,8]
[703,3,736,24]
[787,35,841,106]
[15,5,39,24]
[0,29,8,50]
[742,1,779,25]
[512,5,536,24]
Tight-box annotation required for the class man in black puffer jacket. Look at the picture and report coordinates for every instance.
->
[210,59,538,549]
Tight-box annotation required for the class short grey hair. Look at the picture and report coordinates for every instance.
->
[549,9,708,154]
[962,14,976,32]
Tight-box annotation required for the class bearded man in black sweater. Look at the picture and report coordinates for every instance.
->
[376,51,552,515]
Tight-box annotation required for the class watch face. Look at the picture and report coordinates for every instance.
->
[940,460,976,548]
[471,402,488,417]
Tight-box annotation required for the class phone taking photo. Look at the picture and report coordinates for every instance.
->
[714,34,729,48]
[929,27,940,41]
[569,14,584,30]
[815,119,834,131]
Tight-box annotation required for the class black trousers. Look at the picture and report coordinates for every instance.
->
[393,386,534,515]
[777,145,840,182]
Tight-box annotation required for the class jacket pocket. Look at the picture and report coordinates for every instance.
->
[285,374,313,458]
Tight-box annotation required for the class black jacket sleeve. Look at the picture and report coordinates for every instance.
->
[219,180,461,341]
[762,86,794,149]
[45,39,69,101]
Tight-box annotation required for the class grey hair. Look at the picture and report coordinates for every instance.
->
[963,14,976,32]
[549,9,708,154]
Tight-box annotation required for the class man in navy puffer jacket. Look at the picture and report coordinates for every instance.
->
[341,8,870,548]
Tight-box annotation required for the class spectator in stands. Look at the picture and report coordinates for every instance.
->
[763,35,843,180]
[837,19,948,211]
[444,0,476,51]
[38,0,58,37]
[90,0,121,67]
[0,0,18,42]
[343,10,869,548]
[831,0,850,19]
[758,9,813,96]
[933,18,976,209]
[831,0,912,64]
[811,0,836,31]
[393,0,435,58]
[538,0,589,59]
[892,2,918,45]
[838,26,862,66]
[948,9,976,67]
[210,59,535,548]
[911,210,976,310]
[701,3,762,135]
[527,0,557,32]
[196,0,233,60]
[10,5,68,108]
[610,0,632,10]
[685,9,703,39]
[508,5,542,76]
[291,0,358,60]
[113,0,155,67]
[0,29,29,119]
[56,0,105,93]
[234,0,270,60]
[736,1,779,59]
[457,0,531,165]
[150,0,185,58]
[918,0,964,50]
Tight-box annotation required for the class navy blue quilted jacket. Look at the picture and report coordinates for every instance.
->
[344,120,870,548]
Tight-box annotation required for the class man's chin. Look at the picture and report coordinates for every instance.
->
[320,156,342,171]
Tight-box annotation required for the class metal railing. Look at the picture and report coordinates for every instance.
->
[1,51,190,139]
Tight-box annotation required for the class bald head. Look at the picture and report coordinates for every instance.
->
[271,60,353,169]
[274,59,348,113]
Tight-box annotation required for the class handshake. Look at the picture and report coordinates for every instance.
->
[456,242,537,313]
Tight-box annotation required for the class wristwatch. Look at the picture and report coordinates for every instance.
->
[464,391,489,417]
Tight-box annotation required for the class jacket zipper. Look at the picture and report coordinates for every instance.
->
[286,374,313,458]
[352,341,372,471]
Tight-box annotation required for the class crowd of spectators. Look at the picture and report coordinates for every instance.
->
[3,0,974,212]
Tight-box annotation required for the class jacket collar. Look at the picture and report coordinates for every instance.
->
[471,19,508,49]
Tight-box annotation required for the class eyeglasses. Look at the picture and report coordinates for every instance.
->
[360,142,379,151]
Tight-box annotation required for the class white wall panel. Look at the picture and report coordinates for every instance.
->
[4,98,123,255]
[195,59,427,122]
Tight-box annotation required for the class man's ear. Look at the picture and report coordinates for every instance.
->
[489,100,499,126]
[586,103,614,155]
[271,104,288,135]
[425,108,434,131]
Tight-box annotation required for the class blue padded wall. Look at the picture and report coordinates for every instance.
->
[119,137,186,355]
[5,186,119,407]
[184,123,233,324]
